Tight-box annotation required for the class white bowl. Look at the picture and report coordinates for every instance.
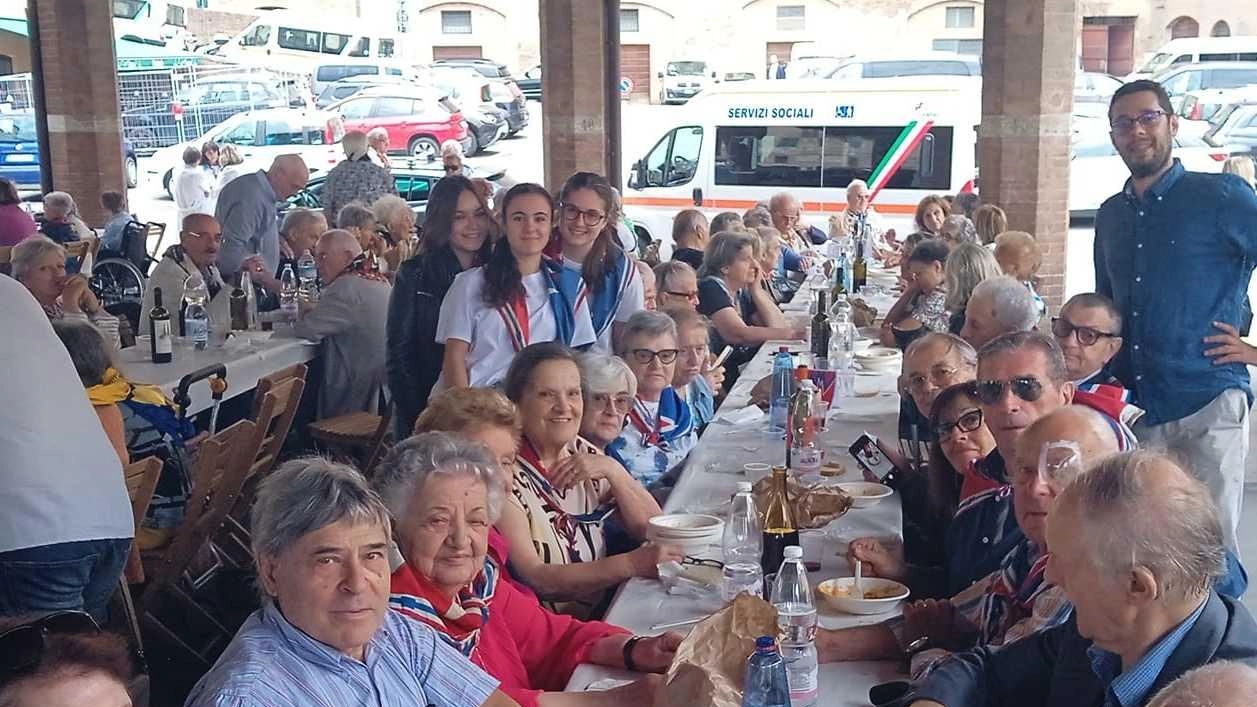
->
[647,514,724,539]
[837,482,894,508]
[856,326,881,340]
[817,577,910,615]
[854,346,901,362]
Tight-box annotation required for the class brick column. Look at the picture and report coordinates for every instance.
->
[539,0,620,192]
[29,0,125,226]
[979,0,1077,310]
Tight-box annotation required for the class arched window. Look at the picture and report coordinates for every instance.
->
[1211,20,1231,37]
[1169,16,1199,39]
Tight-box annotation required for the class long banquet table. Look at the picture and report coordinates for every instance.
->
[118,333,318,415]
[568,267,912,704]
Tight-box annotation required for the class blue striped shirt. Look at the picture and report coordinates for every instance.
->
[1086,598,1208,707]
[185,603,499,707]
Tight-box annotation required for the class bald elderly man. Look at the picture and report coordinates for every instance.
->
[276,229,390,419]
[905,451,1257,707]
[1147,661,1257,707]
[143,213,231,327]
[819,406,1119,672]
[216,154,310,279]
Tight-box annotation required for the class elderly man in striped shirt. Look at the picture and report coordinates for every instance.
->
[186,458,518,707]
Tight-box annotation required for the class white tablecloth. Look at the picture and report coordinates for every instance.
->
[568,268,910,704]
[118,334,317,415]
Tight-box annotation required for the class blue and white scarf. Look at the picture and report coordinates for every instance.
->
[556,246,636,340]
[607,388,696,488]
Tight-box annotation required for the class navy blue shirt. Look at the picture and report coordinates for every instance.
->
[1094,159,1257,425]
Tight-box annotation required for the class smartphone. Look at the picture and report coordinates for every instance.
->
[848,433,910,485]
[710,345,733,369]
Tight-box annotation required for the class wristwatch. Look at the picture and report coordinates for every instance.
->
[904,636,932,657]
[623,634,645,672]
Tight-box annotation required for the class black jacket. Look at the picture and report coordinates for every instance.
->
[386,247,465,438]
[912,591,1257,707]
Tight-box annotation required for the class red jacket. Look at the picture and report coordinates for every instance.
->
[390,562,628,707]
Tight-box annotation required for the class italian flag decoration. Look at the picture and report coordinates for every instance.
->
[867,119,935,201]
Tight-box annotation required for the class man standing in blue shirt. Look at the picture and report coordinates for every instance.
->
[1093,79,1257,556]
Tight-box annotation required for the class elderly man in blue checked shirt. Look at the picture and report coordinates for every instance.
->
[185,457,519,707]
[901,451,1257,707]
[1094,79,1257,560]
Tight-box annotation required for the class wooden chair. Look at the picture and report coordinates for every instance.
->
[112,457,162,665]
[63,235,100,263]
[250,363,308,419]
[215,374,307,568]
[308,402,393,478]
[137,419,259,669]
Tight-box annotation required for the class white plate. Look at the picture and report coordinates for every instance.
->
[837,482,894,508]
[817,577,909,615]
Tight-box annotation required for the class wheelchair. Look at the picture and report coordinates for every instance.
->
[91,219,164,331]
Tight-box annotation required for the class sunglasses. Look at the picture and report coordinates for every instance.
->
[933,408,983,442]
[974,376,1044,405]
[629,348,679,365]
[1051,318,1119,347]
[0,611,100,678]
[560,204,607,226]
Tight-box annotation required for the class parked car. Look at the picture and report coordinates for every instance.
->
[1205,101,1257,158]
[145,107,343,197]
[311,60,419,96]
[821,52,981,79]
[429,67,527,136]
[315,74,414,109]
[282,160,445,224]
[430,58,513,79]
[517,65,541,101]
[122,72,302,153]
[329,86,469,160]
[1152,61,1257,100]
[1069,119,1228,216]
[1074,71,1123,104]
[1180,86,1257,123]
[0,112,138,190]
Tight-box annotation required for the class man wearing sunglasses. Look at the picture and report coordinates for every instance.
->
[1095,79,1257,558]
[1052,293,1124,389]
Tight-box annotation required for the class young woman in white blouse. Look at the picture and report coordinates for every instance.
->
[436,183,596,391]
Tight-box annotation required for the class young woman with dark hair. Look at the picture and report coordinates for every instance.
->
[552,171,645,352]
[387,175,495,436]
[435,183,595,392]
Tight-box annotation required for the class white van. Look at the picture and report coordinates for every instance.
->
[1129,36,1257,80]
[219,12,401,73]
[621,77,979,250]
[311,60,420,97]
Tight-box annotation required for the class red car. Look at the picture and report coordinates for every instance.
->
[329,86,468,161]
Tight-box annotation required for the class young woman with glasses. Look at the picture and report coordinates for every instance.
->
[551,172,646,353]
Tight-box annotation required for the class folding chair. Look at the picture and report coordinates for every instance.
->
[111,457,162,668]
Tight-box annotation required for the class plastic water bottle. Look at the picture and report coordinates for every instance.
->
[297,249,319,303]
[279,264,299,322]
[723,482,764,601]
[186,301,209,350]
[828,300,856,371]
[769,347,795,433]
[771,546,818,707]
[742,636,791,707]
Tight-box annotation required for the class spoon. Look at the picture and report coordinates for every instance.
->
[854,559,865,599]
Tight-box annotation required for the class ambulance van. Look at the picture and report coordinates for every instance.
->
[621,77,980,251]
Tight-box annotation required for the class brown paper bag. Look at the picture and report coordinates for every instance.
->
[850,297,879,328]
[752,476,853,529]
[655,593,779,707]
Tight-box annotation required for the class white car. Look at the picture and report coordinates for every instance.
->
[145,107,344,198]
[1069,119,1228,216]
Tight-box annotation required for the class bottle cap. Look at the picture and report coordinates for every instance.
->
[784,546,803,559]
[736,481,753,492]
[795,365,810,379]
[778,345,789,353]
[755,635,776,650]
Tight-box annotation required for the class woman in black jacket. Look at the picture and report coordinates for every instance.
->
[386,176,494,437]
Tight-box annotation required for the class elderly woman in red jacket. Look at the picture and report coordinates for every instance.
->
[375,432,682,707]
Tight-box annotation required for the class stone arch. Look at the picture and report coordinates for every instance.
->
[1211,20,1231,37]
[1168,16,1199,39]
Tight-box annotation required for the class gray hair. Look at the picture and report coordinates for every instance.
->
[342,130,369,160]
[944,242,1003,313]
[978,330,1068,385]
[741,206,772,229]
[11,235,65,281]
[366,127,389,145]
[846,179,869,194]
[698,231,756,279]
[942,215,978,244]
[1147,661,1257,707]
[1061,450,1226,603]
[971,275,1039,334]
[905,332,977,371]
[336,202,375,230]
[250,457,391,561]
[615,310,678,357]
[372,432,505,525]
[654,259,696,292]
[279,207,326,240]
[42,191,75,219]
[711,211,746,232]
[578,352,638,398]
[371,194,412,229]
[51,319,114,387]
[440,139,464,159]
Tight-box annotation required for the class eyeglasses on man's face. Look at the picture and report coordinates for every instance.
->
[1110,109,1167,134]
[1051,317,1119,347]
[974,376,1045,405]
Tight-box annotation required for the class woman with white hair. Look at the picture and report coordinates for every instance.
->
[39,190,93,244]
[577,353,636,451]
[321,130,397,225]
[607,311,696,490]
[372,193,416,248]
[12,236,120,348]
[944,242,1003,336]
[379,432,681,707]
[367,127,391,170]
